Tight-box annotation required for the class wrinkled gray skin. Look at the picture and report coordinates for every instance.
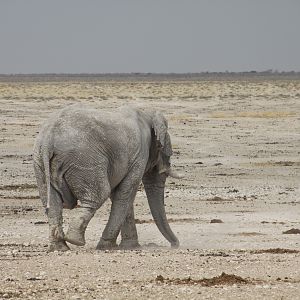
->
[33,104,182,251]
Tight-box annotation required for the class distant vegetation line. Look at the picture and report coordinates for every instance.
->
[1,71,300,82]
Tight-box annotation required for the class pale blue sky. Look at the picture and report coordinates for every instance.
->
[0,0,299,73]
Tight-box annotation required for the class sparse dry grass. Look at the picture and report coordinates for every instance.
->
[239,161,300,169]
[211,111,296,119]
[169,113,194,122]
[251,161,300,167]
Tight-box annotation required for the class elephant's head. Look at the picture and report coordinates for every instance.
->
[147,111,183,178]
[142,111,182,248]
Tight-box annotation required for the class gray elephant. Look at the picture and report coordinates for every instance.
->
[33,104,182,251]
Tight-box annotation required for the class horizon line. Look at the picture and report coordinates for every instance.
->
[1,70,300,76]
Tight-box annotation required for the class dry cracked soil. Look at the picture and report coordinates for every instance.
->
[0,74,300,299]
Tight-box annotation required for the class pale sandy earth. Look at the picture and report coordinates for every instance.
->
[0,76,300,299]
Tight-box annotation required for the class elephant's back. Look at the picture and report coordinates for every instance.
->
[50,105,139,172]
[55,105,142,145]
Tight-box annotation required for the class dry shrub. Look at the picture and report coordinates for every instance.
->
[237,111,295,118]
[211,111,296,119]
[169,114,194,122]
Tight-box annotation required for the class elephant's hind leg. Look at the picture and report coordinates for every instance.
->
[34,161,69,251]
[47,186,70,252]
[64,206,96,246]
[64,177,111,247]
[33,161,48,210]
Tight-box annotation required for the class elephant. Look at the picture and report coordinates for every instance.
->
[33,104,182,251]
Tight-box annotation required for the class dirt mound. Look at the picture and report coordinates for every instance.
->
[210,219,223,223]
[282,228,300,234]
[155,272,250,286]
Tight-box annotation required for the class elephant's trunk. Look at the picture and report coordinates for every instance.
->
[142,172,179,248]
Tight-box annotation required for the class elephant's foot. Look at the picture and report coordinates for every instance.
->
[119,239,141,250]
[48,224,68,251]
[64,228,86,246]
[171,240,180,249]
[64,207,96,246]
[48,240,70,252]
[96,238,118,250]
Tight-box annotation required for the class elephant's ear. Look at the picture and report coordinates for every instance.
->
[152,112,173,157]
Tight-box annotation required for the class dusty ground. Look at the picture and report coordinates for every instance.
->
[0,75,300,299]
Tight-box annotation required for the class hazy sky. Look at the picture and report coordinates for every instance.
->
[1,1,300,73]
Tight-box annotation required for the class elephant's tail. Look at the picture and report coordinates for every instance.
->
[43,150,53,214]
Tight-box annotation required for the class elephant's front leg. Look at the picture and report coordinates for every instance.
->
[119,203,140,249]
[96,178,140,250]
[47,187,70,252]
